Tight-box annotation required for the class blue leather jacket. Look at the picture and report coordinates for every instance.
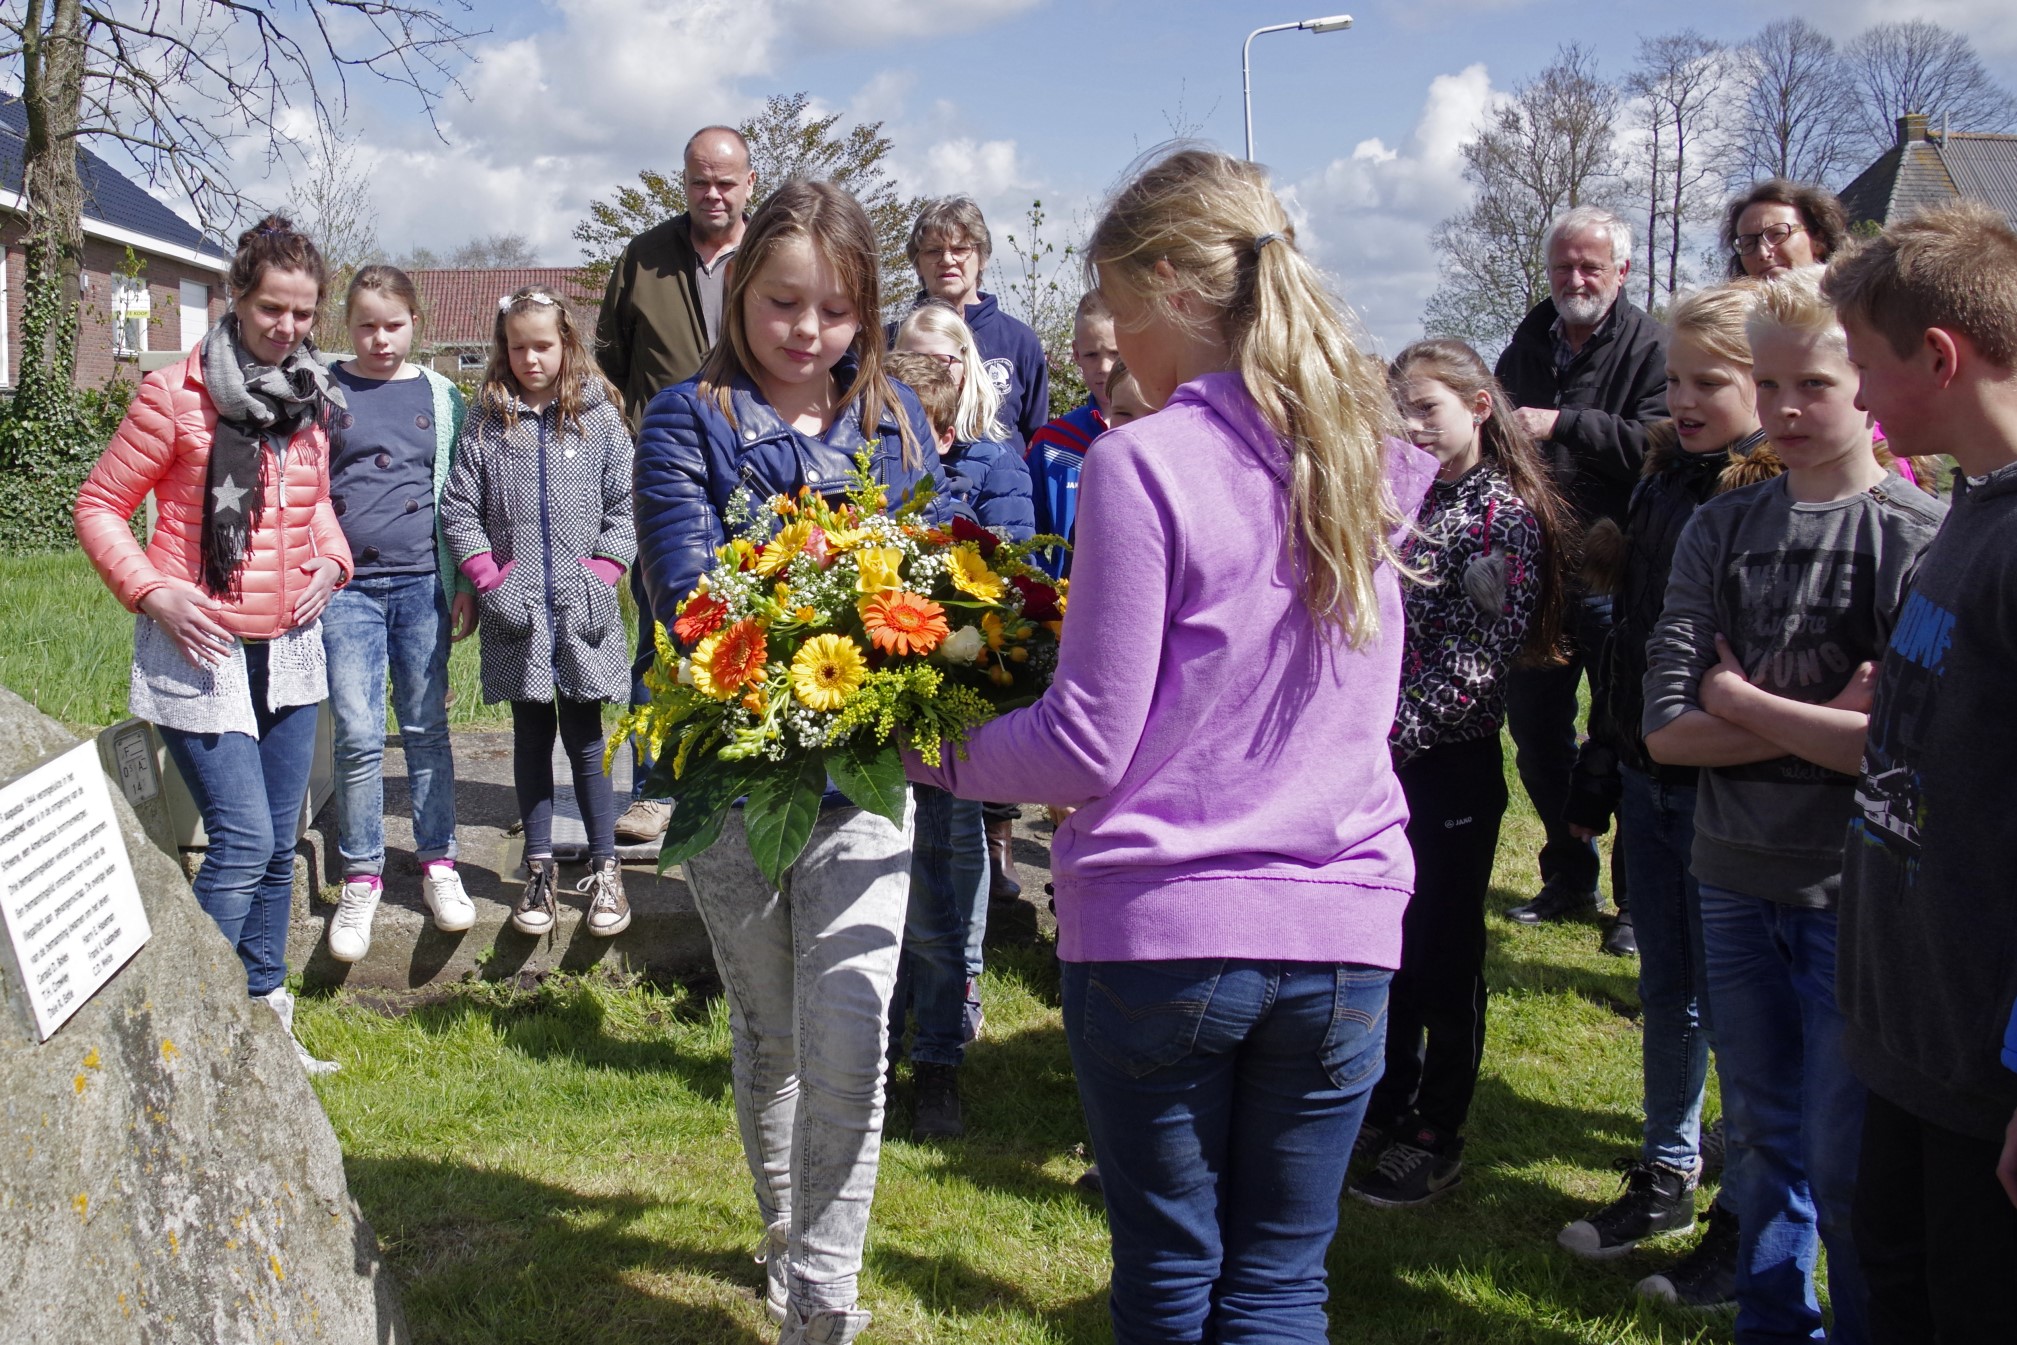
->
[634,373,960,625]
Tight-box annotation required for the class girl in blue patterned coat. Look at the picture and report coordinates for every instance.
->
[1349,338,1572,1208]
[439,285,636,942]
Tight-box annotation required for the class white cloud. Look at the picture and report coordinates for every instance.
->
[262,0,1053,266]
[1286,64,1500,356]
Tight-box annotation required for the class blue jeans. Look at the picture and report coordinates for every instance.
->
[322,573,457,874]
[1619,767,1710,1171]
[893,784,989,1067]
[1505,593,1610,894]
[1062,958,1391,1344]
[157,641,320,998]
[1700,885,1868,1344]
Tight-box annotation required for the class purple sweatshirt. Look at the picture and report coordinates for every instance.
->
[907,372,1435,966]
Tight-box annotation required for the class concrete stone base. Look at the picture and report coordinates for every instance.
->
[266,731,1056,992]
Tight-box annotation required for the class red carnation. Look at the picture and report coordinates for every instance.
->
[950,514,999,559]
[1010,575,1061,622]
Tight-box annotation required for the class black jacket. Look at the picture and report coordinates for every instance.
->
[1840,460,2017,1141]
[1564,428,1779,829]
[1495,296,1670,530]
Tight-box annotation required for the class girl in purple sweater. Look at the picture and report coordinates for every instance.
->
[906,148,1435,1344]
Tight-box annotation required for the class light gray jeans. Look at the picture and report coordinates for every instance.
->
[685,799,915,1315]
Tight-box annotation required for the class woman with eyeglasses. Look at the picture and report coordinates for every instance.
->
[1721,179,1851,280]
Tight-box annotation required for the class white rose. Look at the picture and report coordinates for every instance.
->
[677,658,697,686]
[936,624,984,664]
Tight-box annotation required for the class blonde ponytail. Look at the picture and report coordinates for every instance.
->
[1089,149,1407,646]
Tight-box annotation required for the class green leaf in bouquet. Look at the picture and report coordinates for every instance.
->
[742,750,831,889]
[826,733,909,828]
[657,754,767,874]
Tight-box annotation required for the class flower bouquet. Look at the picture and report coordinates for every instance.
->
[614,455,1066,886]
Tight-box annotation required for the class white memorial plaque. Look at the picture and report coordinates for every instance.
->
[0,741,152,1041]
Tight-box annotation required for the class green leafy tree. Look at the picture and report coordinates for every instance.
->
[574,92,925,307]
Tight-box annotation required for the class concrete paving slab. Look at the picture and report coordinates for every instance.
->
[277,728,1055,992]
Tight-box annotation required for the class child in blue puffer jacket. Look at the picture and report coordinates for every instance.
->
[630,179,954,1344]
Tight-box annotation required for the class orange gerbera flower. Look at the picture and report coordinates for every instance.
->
[691,619,769,699]
[672,592,728,645]
[860,590,950,657]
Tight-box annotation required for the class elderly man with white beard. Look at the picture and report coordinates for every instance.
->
[1494,206,1669,954]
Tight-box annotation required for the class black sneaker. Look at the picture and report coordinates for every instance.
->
[1637,1199,1739,1308]
[1557,1158,1697,1258]
[512,858,558,936]
[911,1062,963,1139]
[1602,908,1639,957]
[1349,1121,1390,1176]
[1508,879,1604,924]
[1348,1123,1464,1208]
[1698,1118,1726,1182]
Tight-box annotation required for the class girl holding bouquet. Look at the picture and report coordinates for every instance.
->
[905,149,1436,1343]
[631,178,954,1344]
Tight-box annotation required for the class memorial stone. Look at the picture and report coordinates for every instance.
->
[0,686,406,1344]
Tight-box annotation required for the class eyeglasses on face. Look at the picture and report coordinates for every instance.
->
[1734,221,1805,256]
[920,245,977,263]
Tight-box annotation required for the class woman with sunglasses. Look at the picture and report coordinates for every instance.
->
[1721,179,1851,280]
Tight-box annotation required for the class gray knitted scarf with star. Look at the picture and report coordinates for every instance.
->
[197,313,345,598]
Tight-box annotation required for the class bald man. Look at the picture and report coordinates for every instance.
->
[596,124,754,843]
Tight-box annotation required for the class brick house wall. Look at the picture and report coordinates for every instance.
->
[0,219,228,391]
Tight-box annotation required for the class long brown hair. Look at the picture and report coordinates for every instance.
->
[697,178,921,467]
[478,285,616,432]
[1391,338,1573,665]
[1088,148,1405,647]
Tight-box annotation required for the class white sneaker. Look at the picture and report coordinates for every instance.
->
[328,877,381,963]
[259,986,340,1075]
[422,863,477,932]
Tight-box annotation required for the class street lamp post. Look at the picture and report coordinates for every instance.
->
[1242,15,1354,161]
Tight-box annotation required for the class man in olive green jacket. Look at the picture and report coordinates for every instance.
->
[597,124,752,841]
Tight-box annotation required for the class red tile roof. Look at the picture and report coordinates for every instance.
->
[411,267,601,348]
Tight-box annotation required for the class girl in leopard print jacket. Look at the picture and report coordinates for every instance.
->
[1349,339,1572,1205]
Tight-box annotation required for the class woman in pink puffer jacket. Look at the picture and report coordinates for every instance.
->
[75,214,352,1073]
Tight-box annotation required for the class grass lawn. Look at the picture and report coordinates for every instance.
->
[294,798,1742,1344]
[0,550,511,732]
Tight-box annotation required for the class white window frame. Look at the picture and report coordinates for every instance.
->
[457,349,485,372]
[112,274,150,358]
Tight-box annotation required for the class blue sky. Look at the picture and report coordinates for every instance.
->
[261,0,2016,353]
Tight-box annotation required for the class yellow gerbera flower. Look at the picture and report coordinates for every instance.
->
[756,521,814,577]
[854,546,904,595]
[789,633,867,712]
[822,525,871,551]
[947,544,1005,602]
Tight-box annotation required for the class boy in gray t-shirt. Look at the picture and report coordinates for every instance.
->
[1641,268,1944,1342]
